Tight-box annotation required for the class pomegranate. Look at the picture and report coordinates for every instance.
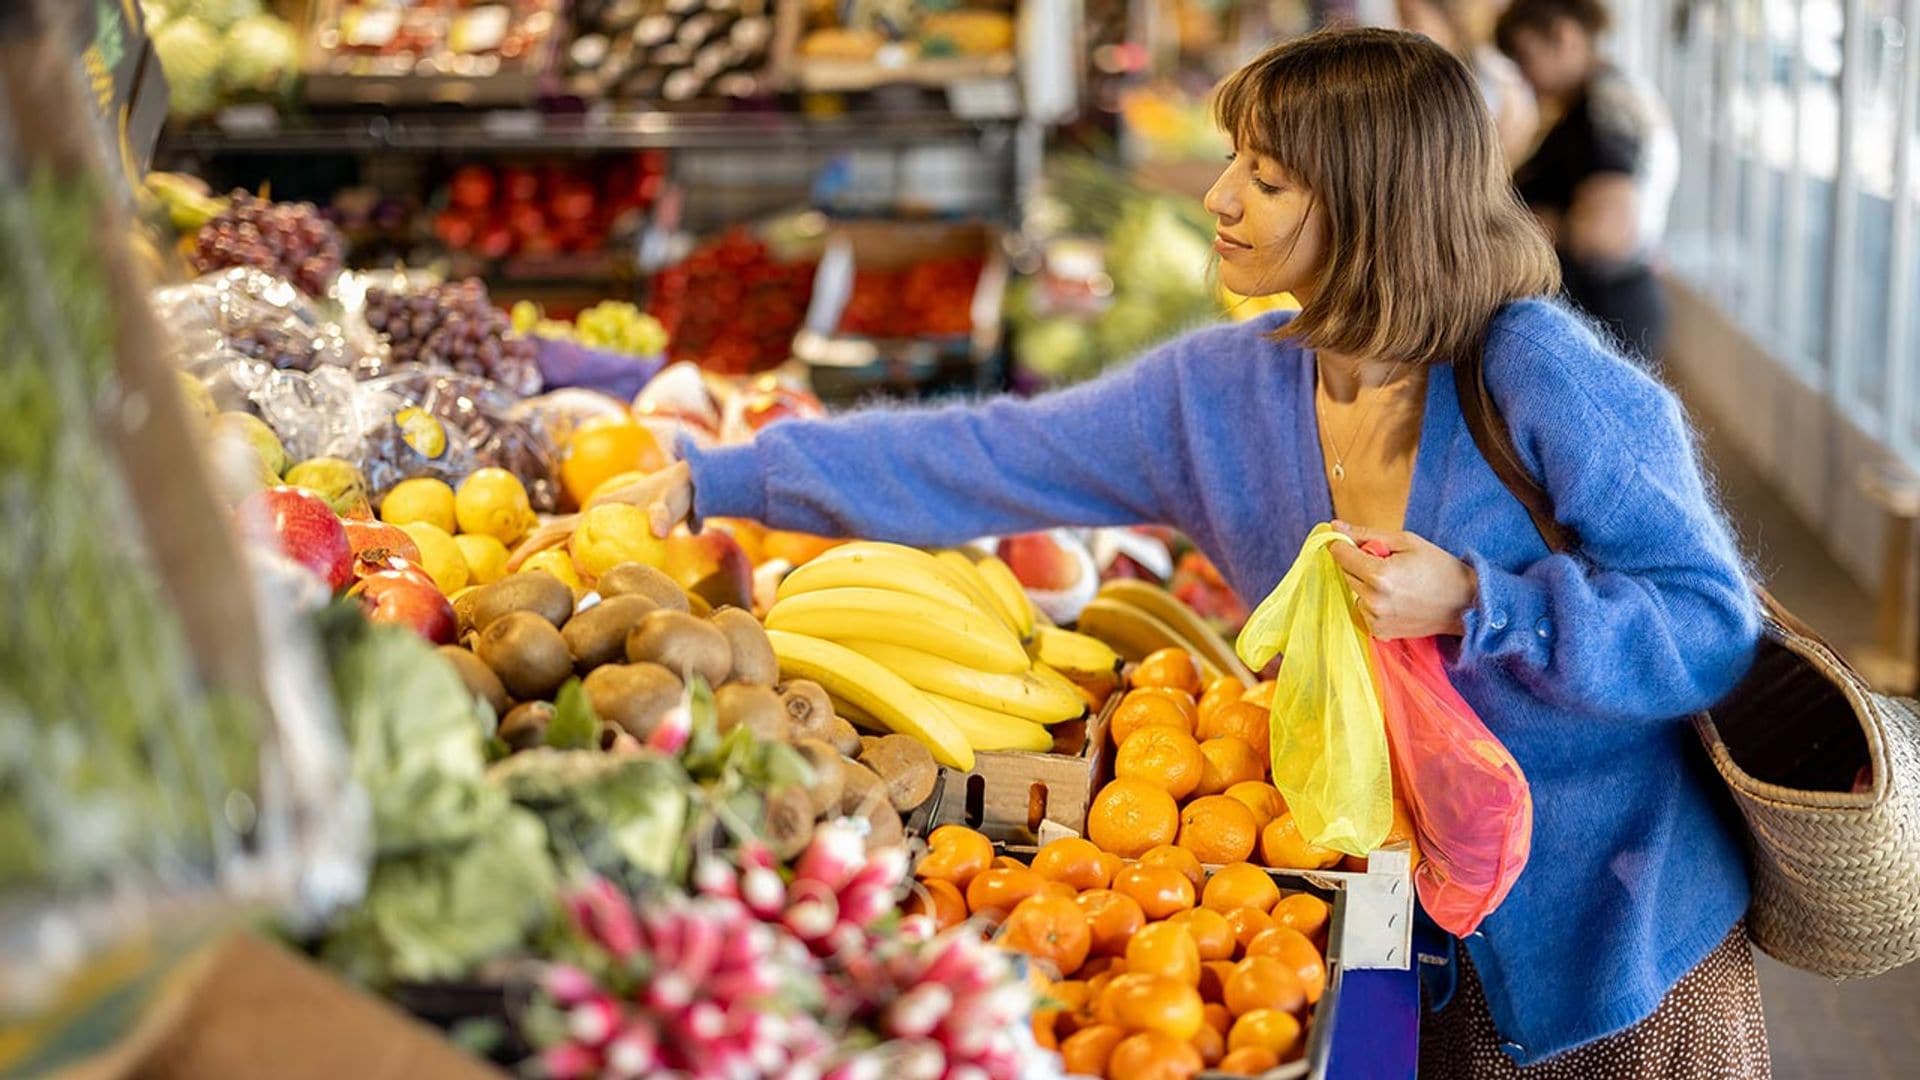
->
[236,486,353,592]
[350,570,457,644]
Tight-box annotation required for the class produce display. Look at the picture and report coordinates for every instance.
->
[365,278,543,395]
[649,227,816,375]
[433,155,667,262]
[565,0,780,102]
[513,298,670,360]
[838,255,984,339]
[192,190,347,298]
[797,3,1017,72]
[147,1,303,120]
[307,0,565,78]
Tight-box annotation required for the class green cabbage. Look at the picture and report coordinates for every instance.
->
[180,0,261,30]
[153,17,222,119]
[219,14,300,96]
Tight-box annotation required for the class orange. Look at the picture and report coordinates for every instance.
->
[1169,908,1236,961]
[1241,681,1279,709]
[1112,864,1197,921]
[1191,1021,1226,1067]
[1196,677,1243,730]
[1076,889,1147,957]
[1198,960,1238,1004]
[1084,970,1121,1011]
[1059,1023,1127,1077]
[1097,851,1126,884]
[1203,1001,1234,1036]
[992,855,1028,871]
[1223,955,1306,1017]
[999,895,1092,977]
[1258,812,1345,871]
[1197,700,1272,759]
[1217,1047,1282,1075]
[1177,795,1259,864]
[1032,837,1113,890]
[1124,921,1202,985]
[1387,796,1423,871]
[1051,979,1092,1026]
[1115,726,1206,799]
[965,866,1045,915]
[1110,688,1198,745]
[1139,844,1206,893]
[903,878,968,929]
[1102,973,1204,1040]
[559,421,666,509]
[1272,892,1331,943]
[1202,863,1283,915]
[1223,781,1287,831]
[1228,1008,1303,1058]
[1079,955,1120,980]
[1088,779,1180,858]
[1094,972,1151,1026]
[1224,906,1277,956]
[1133,648,1202,696]
[1107,1031,1204,1080]
[1245,926,1327,1003]
[1194,737,1266,797]
[917,825,993,889]
[1039,880,1078,902]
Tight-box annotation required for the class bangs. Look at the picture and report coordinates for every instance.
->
[1211,52,1324,186]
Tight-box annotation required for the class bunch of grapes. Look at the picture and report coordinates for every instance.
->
[363,278,541,396]
[192,191,345,297]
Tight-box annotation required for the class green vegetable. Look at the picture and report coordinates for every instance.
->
[218,14,300,97]
[180,0,262,31]
[493,750,690,884]
[545,678,601,751]
[152,17,222,119]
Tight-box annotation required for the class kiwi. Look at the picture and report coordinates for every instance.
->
[826,716,863,758]
[498,701,554,751]
[583,662,683,740]
[626,610,732,688]
[715,683,789,742]
[691,569,751,613]
[762,786,815,861]
[471,571,575,632]
[862,799,905,851]
[778,680,836,743]
[436,645,511,717]
[709,607,777,686]
[562,594,660,671]
[858,734,938,812]
[838,758,891,818]
[792,739,845,818]
[452,588,484,638]
[476,611,573,700]
[595,562,689,611]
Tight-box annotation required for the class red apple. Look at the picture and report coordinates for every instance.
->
[998,533,1083,592]
[350,570,457,644]
[236,486,353,593]
[660,528,753,610]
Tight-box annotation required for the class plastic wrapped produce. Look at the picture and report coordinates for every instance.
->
[363,278,542,397]
[153,267,384,376]
[359,370,560,512]
[508,387,635,454]
[192,190,346,297]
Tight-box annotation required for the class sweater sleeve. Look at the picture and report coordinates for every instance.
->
[681,345,1192,545]
[1451,332,1761,722]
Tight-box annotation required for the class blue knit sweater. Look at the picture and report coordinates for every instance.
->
[685,299,1761,1063]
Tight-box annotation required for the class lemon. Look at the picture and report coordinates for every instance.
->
[382,477,457,534]
[397,521,470,594]
[569,502,668,581]
[588,470,652,504]
[455,467,537,546]
[454,533,511,586]
[521,549,587,601]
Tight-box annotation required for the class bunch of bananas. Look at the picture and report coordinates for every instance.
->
[1077,579,1258,687]
[764,542,1124,772]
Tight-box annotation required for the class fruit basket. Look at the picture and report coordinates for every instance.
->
[929,689,1120,843]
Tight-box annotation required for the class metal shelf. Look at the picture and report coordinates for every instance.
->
[158,109,1014,156]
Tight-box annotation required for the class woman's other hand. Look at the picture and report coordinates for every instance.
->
[1328,521,1480,639]
[506,461,693,571]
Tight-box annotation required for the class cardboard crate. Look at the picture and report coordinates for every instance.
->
[926,692,1118,844]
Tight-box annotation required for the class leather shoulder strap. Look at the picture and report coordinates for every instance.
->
[1452,346,1580,555]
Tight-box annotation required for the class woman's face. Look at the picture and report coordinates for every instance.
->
[1203,147,1329,299]
[1506,18,1592,99]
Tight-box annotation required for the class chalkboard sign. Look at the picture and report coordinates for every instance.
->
[72,0,168,189]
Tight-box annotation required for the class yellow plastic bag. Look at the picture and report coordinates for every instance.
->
[1235,525,1393,855]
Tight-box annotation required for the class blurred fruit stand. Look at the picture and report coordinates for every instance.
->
[6,2,1421,1078]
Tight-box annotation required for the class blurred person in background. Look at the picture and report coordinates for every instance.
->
[1497,0,1677,364]
[1396,0,1540,166]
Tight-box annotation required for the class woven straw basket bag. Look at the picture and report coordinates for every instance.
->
[1455,349,1920,979]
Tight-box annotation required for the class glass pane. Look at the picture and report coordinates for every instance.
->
[1665,0,1720,279]
[1850,1,1907,407]
[1764,0,1799,337]
[1800,0,1845,368]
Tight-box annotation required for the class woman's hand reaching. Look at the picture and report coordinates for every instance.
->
[506,461,694,571]
[1327,521,1479,639]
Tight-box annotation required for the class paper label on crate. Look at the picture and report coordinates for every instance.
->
[947,78,1021,120]
[1035,819,1080,846]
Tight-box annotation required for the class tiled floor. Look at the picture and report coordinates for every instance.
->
[1688,400,1920,1078]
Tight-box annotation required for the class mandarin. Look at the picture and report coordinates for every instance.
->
[1196,677,1243,729]
[1170,907,1236,961]
[1032,836,1113,890]
[1197,700,1272,758]
[1203,1001,1234,1036]
[1224,906,1278,956]
[1076,889,1148,957]
[1241,681,1279,709]
[999,895,1092,977]
[1139,844,1206,893]
[1217,1046,1282,1075]
[1103,974,1205,1040]
[1134,648,1203,696]
[1088,779,1181,858]
[1192,1021,1227,1067]
[1228,1009,1303,1058]
[1108,1031,1204,1080]
[1194,737,1266,797]
[917,825,994,888]
[1177,795,1260,864]
[1223,955,1307,1017]
[1115,725,1207,800]
[1258,812,1345,871]
[1224,781,1287,830]
[1112,864,1197,921]
[1199,960,1239,1004]
[903,878,968,929]
[1245,926,1327,1003]
[1059,1023,1127,1077]
[1202,862,1283,915]
[965,865,1045,915]
[1124,921,1203,985]
[1272,892,1331,943]
[1110,688,1199,745]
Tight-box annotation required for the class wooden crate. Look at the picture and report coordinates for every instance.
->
[925,693,1117,844]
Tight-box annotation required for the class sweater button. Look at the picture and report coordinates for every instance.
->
[1501,1041,1526,1059]
[1535,617,1553,639]
[1488,610,1509,631]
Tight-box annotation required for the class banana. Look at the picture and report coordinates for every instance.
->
[765,586,1029,675]
[1072,598,1225,683]
[923,693,1055,753]
[934,550,1020,638]
[840,639,1085,724]
[967,552,1037,641]
[1029,624,1123,677]
[766,629,974,770]
[1097,579,1258,687]
[776,543,988,617]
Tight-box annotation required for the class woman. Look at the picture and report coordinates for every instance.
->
[544,28,1767,1076]
[1497,0,1679,364]
[1395,0,1540,166]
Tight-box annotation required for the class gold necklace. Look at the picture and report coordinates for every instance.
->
[1322,358,1411,482]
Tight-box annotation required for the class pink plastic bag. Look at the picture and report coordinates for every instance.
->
[1369,635,1534,937]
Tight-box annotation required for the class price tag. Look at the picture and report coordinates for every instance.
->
[481,110,543,137]
[216,104,281,134]
[946,78,1021,120]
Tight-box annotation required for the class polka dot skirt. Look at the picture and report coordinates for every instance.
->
[1418,923,1771,1078]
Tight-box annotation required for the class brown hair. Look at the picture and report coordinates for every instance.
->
[1495,0,1613,55]
[1213,27,1558,366]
